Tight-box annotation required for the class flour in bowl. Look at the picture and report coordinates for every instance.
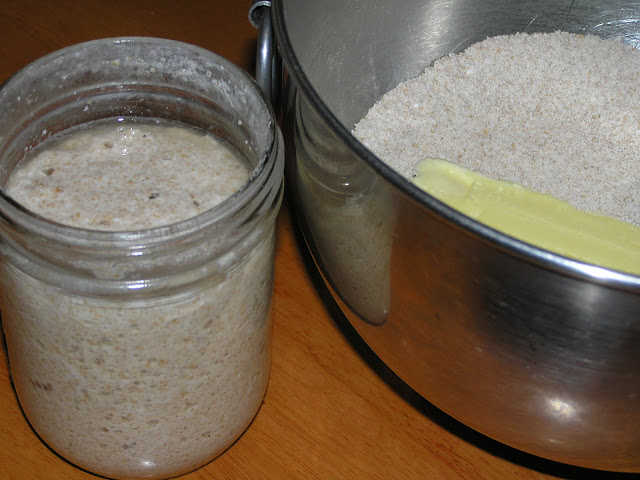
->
[353,32,640,227]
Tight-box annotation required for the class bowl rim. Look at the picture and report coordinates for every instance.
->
[271,0,640,290]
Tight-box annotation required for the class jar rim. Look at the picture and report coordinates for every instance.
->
[0,37,280,249]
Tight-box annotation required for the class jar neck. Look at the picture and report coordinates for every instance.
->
[0,38,284,297]
[0,134,283,297]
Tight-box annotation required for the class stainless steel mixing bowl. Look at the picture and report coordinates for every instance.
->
[262,0,640,471]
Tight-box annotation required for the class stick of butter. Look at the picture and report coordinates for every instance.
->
[413,158,640,275]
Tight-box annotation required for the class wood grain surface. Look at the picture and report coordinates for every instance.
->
[0,1,636,479]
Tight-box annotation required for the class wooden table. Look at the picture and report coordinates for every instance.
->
[0,2,634,479]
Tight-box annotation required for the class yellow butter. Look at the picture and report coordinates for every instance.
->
[413,158,640,275]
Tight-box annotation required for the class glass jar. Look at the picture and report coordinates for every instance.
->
[0,38,283,479]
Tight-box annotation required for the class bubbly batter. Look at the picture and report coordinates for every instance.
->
[6,120,249,230]
[1,118,274,478]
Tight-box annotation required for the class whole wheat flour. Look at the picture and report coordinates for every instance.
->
[353,32,640,226]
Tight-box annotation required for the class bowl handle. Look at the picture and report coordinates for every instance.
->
[249,0,282,107]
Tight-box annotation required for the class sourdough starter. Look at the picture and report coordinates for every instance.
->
[5,121,249,230]
[1,121,274,478]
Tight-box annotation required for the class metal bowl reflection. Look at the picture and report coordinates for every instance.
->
[271,0,640,472]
